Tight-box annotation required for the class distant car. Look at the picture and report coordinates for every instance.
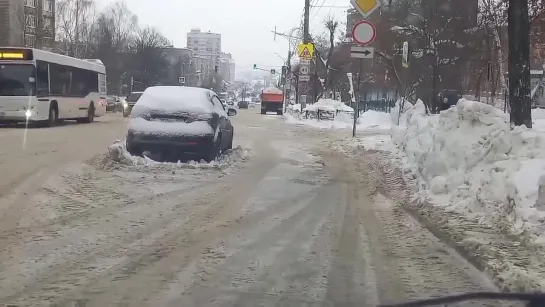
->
[123,91,144,117]
[238,100,249,109]
[126,86,237,162]
[105,96,117,112]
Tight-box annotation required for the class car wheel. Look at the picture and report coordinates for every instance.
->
[47,105,58,127]
[227,130,233,150]
[277,110,283,115]
[204,136,221,162]
[84,103,95,123]
[261,109,266,114]
[126,140,141,156]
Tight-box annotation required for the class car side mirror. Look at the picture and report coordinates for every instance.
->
[227,108,237,116]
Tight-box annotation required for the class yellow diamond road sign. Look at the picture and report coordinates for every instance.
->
[351,0,381,18]
[297,43,314,60]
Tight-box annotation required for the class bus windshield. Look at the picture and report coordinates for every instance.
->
[0,64,35,96]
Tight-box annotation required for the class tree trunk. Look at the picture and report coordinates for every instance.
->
[475,68,484,101]
[508,0,532,127]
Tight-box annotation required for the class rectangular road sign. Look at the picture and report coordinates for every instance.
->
[350,46,374,59]
[299,75,310,82]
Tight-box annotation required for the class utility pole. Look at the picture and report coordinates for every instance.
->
[508,0,532,127]
[303,0,310,43]
[299,0,311,108]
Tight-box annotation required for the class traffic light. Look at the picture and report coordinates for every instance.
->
[270,69,276,74]
[253,64,257,70]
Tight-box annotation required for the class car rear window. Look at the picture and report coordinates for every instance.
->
[127,93,143,102]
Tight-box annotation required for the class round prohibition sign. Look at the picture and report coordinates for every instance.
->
[352,20,377,46]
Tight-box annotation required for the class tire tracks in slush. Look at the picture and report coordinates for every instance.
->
[0,137,279,306]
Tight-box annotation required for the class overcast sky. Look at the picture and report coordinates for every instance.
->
[95,0,350,73]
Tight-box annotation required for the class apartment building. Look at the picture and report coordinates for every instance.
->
[186,28,221,69]
[0,0,55,49]
[192,54,214,87]
[220,52,235,84]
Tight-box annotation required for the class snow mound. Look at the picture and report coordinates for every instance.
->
[304,98,354,113]
[358,110,392,130]
[392,98,545,243]
[284,109,390,132]
[105,140,251,170]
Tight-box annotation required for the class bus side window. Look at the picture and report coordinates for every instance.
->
[69,67,98,97]
[36,61,49,94]
[49,63,65,96]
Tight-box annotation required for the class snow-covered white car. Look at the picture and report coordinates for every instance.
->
[126,86,237,162]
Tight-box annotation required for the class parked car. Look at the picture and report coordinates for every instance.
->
[123,91,144,117]
[238,100,249,109]
[126,86,237,162]
[438,89,462,112]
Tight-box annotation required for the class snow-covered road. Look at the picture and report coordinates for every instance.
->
[0,111,512,306]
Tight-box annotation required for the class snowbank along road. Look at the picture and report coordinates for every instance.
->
[0,111,515,306]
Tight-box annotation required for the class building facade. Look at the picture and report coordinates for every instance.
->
[0,0,55,49]
[186,28,221,69]
[220,52,235,84]
[192,54,214,88]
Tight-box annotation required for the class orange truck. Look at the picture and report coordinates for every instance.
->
[260,86,284,115]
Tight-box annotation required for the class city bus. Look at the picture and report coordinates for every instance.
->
[0,47,107,126]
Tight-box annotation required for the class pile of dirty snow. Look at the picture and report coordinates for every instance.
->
[105,140,251,170]
[303,98,353,113]
[392,99,545,243]
[284,108,391,132]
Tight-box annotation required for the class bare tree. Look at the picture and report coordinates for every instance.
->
[127,27,171,88]
[508,0,532,127]
[320,15,339,100]
[56,0,97,58]
[101,1,138,51]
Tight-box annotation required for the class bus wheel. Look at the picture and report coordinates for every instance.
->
[47,105,58,127]
[84,103,95,123]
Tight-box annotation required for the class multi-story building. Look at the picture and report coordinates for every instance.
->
[0,0,55,49]
[192,54,215,88]
[220,52,235,84]
[186,28,221,69]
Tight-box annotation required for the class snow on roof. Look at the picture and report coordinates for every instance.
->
[133,86,214,113]
[262,86,283,94]
[304,98,353,113]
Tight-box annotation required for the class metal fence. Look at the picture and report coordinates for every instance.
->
[356,98,397,113]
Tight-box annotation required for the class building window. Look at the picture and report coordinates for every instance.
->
[25,35,36,47]
[43,17,53,37]
[25,0,37,7]
[43,0,53,12]
[25,14,37,28]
